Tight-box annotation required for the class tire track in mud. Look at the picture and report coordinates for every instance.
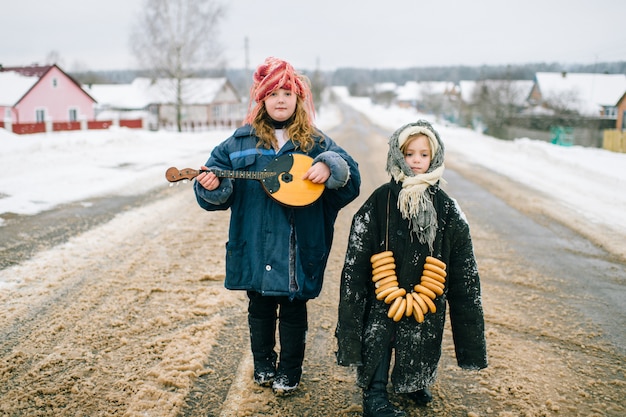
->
[0,187,244,416]
[178,313,248,417]
[0,186,183,357]
[0,263,115,387]
[0,187,175,270]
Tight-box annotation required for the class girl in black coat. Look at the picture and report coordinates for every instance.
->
[336,120,487,417]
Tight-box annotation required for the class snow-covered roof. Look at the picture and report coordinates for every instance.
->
[535,72,626,116]
[133,77,230,104]
[458,80,476,103]
[396,81,457,102]
[85,77,232,109]
[458,79,534,106]
[396,81,420,101]
[84,83,146,109]
[0,72,39,105]
[373,82,398,93]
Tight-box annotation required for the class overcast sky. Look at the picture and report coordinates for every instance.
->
[2,0,625,72]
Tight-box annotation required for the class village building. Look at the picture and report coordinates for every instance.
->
[85,77,245,131]
[528,72,626,120]
[0,64,96,133]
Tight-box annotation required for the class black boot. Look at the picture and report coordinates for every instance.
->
[272,300,307,396]
[363,350,406,417]
[272,320,306,396]
[248,316,277,387]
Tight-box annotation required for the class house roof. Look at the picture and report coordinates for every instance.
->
[0,72,40,105]
[458,79,534,106]
[458,80,476,103]
[396,81,457,102]
[85,77,235,109]
[0,65,53,77]
[373,82,398,93]
[138,77,233,104]
[84,83,148,109]
[396,81,420,101]
[0,64,96,106]
[534,72,626,115]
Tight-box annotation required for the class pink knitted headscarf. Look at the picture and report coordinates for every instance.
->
[244,57,316,125]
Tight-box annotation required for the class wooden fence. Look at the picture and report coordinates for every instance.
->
[603,130,626,153]
[0,119,143,135]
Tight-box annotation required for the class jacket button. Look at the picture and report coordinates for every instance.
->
[265,265,272,271]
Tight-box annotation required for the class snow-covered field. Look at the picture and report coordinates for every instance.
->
[2,89,625,238]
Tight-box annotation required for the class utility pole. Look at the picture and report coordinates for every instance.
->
[244,36,251,92]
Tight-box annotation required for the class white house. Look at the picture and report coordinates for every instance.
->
[529,72,626,118]
[85,77,245,131]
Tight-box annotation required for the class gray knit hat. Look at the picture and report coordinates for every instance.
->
[386,119,445,179]
[385,119,446,252]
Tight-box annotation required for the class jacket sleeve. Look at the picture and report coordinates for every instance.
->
[335,199,375,366]
[316,135,361,211]
[194,142,234,211]
[446,198,488,370]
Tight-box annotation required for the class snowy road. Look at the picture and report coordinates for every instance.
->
[0,104,624,416]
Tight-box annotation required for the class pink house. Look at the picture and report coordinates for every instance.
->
[0,64,96,125]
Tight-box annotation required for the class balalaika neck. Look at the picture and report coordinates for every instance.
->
[201,168,275,180]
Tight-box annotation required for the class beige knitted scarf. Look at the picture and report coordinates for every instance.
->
[386,120,446,252]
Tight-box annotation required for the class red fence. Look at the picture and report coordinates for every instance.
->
[0,119,143,135]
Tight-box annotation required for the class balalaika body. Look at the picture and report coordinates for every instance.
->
[165,153,325,207]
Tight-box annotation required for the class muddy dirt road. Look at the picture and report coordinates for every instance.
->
[1,104,624,416]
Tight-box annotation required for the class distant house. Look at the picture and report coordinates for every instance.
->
[456,79,534,131]
[0,64,96,125]
[85,77,245,131]
[367,82,397,107]
[396,81,458,108]
[459,80,534,109]
[395,81,460,122]
[529,72,626,119]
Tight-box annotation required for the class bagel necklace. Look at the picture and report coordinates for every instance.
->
[370,190,447,323]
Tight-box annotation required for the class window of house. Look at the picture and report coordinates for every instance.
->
[212,105,222,120]
[230,103,243,118]
[69,108,78,121]
[52,78,58,88]
[603,106,617,118]
[36,109,46,123]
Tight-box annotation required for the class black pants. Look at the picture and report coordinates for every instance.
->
[247,291,308,381]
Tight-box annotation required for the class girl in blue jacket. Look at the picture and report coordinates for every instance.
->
[194,57,360,396]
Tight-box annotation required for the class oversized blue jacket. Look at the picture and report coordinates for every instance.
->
[194,125,361,300]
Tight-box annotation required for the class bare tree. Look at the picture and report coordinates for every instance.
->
[130,0,225,131]
[471,80,532,137]
[45,50,65,67]
[542,90,582,116]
